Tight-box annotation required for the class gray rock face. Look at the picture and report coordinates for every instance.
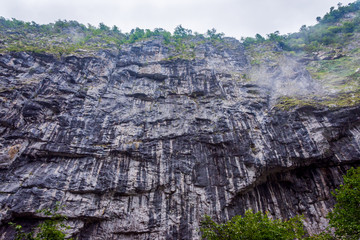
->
[0,39,359,239]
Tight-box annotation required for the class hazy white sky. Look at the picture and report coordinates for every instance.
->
[0,0,356,39]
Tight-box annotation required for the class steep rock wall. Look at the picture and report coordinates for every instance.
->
[0,39,359,239]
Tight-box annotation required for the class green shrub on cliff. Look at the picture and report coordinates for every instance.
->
[9,202,72,240]
[200,209,306,240]
[328,166,360,239]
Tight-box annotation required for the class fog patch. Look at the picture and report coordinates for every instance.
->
[249,55,323,99]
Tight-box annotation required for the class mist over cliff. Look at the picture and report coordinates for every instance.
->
[0,2,360,239]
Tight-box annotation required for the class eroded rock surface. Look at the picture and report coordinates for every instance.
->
[0,39,359,239]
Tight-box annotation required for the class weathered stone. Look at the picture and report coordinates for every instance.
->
[0,39,359,239]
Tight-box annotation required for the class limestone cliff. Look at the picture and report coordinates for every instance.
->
[0,15,360,240]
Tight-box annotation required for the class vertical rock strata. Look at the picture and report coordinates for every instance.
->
[0,39,359,239]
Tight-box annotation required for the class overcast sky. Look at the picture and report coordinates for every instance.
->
[0,0,356,39]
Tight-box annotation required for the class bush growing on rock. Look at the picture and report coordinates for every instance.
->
[328,166,360,239]
[9,202,72,240]
[200,209,306,240]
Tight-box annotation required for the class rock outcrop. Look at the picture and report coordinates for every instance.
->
[0,38,359,239]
